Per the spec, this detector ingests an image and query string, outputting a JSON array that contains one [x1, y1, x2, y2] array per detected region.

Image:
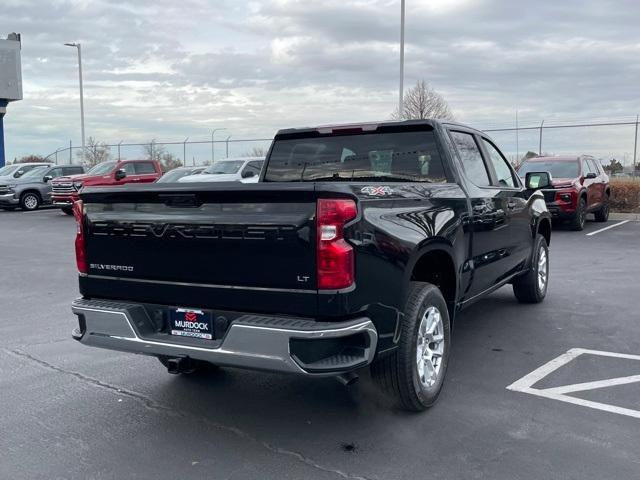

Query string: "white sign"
[[0, 38, 22, 101]]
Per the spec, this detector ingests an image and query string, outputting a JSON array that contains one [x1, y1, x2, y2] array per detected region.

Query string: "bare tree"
[[242, 146, 267, 157], [142, 142, 182, 172], [392, 80, 454, 121], [77, 137, 111, 167], [15, 154, 45, 163]]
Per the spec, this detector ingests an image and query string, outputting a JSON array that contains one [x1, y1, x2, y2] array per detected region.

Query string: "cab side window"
[[135, 162, 157, 174], [122, 163, 137, 175], [482, 139, 517, 188], [48, 168, 63, 179], [450, 131, 491, 187]]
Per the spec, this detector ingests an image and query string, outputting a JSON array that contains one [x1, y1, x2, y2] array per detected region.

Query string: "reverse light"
[[73, 200, 88, 274], [316, 198, 357, 290]]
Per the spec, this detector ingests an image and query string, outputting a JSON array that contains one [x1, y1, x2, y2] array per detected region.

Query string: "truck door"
[[581, 158, 600, 209], [448, 130, 528, 298]]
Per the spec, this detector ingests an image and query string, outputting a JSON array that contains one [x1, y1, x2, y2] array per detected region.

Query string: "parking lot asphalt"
[[1, 208, 639, 480]]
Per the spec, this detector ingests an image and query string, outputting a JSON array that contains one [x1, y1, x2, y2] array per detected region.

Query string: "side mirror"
[[43, 175, 53, 182], [584, 172, 597, 179], [241, 170, 255, 179], [14, 170, 25, 178], [525, 171, 552, 190], [114, 169, 127, 181]]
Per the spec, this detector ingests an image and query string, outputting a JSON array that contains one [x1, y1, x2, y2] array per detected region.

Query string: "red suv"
[[52, 159, 162, 214], [518, 155, 610, 230]]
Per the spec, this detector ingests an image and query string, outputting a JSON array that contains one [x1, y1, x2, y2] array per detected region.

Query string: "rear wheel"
[[61, 207, 74, 216], [569, 197, 586, 231], [512, 234, 549, 303], [20, 192, 40, 211], [371, 282, 451, 411], [594, 195, 610, 222]]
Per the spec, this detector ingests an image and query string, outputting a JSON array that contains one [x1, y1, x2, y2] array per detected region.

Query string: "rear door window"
[[134, 162, 156, 174], [64, 166, 84, 175], [450, 131, 491, 187]]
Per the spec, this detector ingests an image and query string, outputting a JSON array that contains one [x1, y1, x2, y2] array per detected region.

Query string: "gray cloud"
[[2, 0, 640, 163]]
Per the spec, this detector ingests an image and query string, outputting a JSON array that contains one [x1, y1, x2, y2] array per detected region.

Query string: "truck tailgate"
[[79, 184, 321, 313]]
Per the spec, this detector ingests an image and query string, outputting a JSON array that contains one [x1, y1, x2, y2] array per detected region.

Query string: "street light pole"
[[225, 135, 231, 158], [211, 128, 226, 164], [64, 42, 85, 164], [398, 0, 405, 117]]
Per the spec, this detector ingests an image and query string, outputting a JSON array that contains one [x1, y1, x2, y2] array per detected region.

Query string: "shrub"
[[610, 178, 640, 212]]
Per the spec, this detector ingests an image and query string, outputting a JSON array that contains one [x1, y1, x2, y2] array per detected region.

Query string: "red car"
[[518, 155, 610, 230], [52, 159, 162, 215]]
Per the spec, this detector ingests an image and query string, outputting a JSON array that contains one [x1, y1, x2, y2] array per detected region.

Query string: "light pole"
[[64, 42, 85, 164], [398, 0, 405, 117], [225, 135, 231, 158], [211, 128, 226, 164]]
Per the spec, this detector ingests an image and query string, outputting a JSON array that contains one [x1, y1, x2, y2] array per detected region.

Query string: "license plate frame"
[[169, 307, 214, 340]]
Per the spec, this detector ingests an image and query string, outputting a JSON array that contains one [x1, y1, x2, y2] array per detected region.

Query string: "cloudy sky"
[[2, 0, 640, 164]]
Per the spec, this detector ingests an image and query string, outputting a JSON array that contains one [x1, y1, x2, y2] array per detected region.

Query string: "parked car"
[[178, 157, 264, 184], [0, 162, 52, 183], [157, 166, 206, 183], [0, 164, 85, 211], [518, 155, 610, 230], [51, 159, 162, 215], [69, 119, 552, 411]]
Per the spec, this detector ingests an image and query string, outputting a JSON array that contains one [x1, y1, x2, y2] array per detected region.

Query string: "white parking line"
[[507, 348, 640, 419], [586, 220, 630, 236]]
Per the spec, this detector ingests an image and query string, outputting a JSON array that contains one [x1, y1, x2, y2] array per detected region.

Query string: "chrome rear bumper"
[[71, 299, 377, 376]]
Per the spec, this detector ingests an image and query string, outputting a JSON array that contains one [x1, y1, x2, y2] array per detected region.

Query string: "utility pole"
[[183, 137, 189, 166], [64, 43, 85, 164], [225, 135, 231, 158], [634, 114, 638, 174], [515, 109, 519, 163], [398, 0, 405, 117], [539, 119, 544, 155]]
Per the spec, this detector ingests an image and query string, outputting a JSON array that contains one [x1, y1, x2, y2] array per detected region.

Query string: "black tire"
[[61, 207, 74, 216], [157, 355, 218, 375], [569, 196, 586, 231], [594, 195, 610, 222], [371, 282, 451, 411], [1, 207, 17, 211], [20, 192, 41, 211], [512, 234, 549, 303]]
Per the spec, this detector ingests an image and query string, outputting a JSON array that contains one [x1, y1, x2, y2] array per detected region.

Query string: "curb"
[[609, 212, 640, 221]]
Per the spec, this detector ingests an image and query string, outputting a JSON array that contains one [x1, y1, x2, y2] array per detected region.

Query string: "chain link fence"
[[42, 116, 640, 175], [43, 137, 274, 167]]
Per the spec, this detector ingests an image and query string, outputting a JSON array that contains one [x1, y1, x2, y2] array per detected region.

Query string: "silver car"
[[0, 164, 85, 211], [0, 162, 52, 183], [178, 157, 264, 184]]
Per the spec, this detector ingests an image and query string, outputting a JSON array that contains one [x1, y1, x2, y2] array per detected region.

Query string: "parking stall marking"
[[585, 220, 630, 236], [507, 348, 640, 419]]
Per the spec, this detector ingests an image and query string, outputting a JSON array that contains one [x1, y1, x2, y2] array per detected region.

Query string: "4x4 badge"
[[361, 186, 393, 196]]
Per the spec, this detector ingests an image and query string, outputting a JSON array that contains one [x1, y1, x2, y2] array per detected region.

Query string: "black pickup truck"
[[70, 120, 552, 411]]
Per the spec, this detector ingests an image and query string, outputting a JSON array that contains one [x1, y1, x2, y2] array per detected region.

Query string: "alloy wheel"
[[537, 247, 548, 293], [416, 306, 445, 388]]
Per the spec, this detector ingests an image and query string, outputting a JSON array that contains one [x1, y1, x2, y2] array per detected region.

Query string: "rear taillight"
[[73, 200, 87, 274], [316, 199, 357, 290]]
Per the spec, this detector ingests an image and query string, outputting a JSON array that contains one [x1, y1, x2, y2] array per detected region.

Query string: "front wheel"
[[20, 192, 41, 211], [371, 282, 451, 411], [594, 196, 610, 222], [512, 234, 549, 303], [569, 197, 586, 230]]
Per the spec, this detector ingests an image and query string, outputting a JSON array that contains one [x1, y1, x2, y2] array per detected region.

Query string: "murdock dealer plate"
[[170, 308, 213, 340]]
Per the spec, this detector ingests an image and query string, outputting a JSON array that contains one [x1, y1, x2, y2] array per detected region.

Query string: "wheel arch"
[[20, 189, 43, 201], [405, 240, 458, 324], [537, 216, 551, 246]]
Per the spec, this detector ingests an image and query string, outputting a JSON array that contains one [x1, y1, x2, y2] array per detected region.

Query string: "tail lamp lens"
[[73, 200, 88, 274], [317, 199, 357, 290]]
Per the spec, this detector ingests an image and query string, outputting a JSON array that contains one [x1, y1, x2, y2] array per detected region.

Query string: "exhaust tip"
[[335, 372, 359, 386]]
